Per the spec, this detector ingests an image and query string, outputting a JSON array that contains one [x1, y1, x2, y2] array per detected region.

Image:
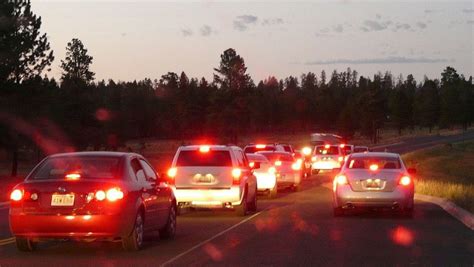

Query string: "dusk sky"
[[32, 0, 473, 83]]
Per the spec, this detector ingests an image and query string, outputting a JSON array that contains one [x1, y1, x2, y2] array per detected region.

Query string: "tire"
[[269, 185, 278, 199], [235, 189, 248, 216], [15, 237, 36, 252], [122, 212, 144, 251], [160, 204, 177, 239], [248, 187, 257, 212], [333, 207, 344, 217]]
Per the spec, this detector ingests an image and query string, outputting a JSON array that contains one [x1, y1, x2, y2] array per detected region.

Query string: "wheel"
[[160, 204, 177, 239], [248, 187, 257, 212], [312, 169, 320, 175], [333, 207, 344, 217], [269, 185, 278, 198], [15, 237, 36, 252], [122, 212, 144, 251], [235, 189, 248, 216], [293, 184, 301, 192]]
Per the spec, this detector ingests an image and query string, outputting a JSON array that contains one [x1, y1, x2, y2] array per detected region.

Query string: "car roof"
[[48, 151, 133, 158], [350, 152, 399, 158], [179, 145, 237, 151], [256, 151, 291, 155]]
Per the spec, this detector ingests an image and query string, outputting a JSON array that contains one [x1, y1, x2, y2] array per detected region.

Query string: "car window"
[[244, 145, 275, 154], [234, 150, 245, 167], [131, 158, 146, 183], [176, 150, 232, 167], [140, 159, 157, 181], [31, 156, 120, 180], [258, 152, 294, 162], [346, 157, 401, 169], [282, 145, 292, 153]]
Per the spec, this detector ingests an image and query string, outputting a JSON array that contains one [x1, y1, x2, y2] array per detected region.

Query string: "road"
[[0, 131, 473, 266]]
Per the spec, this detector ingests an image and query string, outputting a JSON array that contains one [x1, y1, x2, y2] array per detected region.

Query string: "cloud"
[[468, 20, 474, 24], [304, 57, 453, 65], [262, 18, 284, 26], [376, 14, 382, 19], [333, 24, 344, 33], [362, 20, 391, 32], [462, 9, 474, 13], [181, 28, 193, 37], [234, 15, 258, 31], [395, 23, 411, 31], [416, 22, 427, 29], [200, 25, 213, 36]]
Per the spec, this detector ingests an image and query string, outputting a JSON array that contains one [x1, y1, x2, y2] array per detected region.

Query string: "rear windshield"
[[346, 157, 401, 169], [244, 146, 275, 154], [176, 150, 232, 167], [342, 146, 352, 154], [258, 152, 294, 162], [282, 145, 292, 153], [314, 146, 339, 155], [354, 147, 369, 153], [32, 156, 121, 180], [246, 154, 269, 163]]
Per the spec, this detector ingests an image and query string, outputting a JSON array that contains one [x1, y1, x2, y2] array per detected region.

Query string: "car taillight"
[[95, 190, 106, 201], [399, 176, 411, 186], [268, 167, 276, 174], [10, 189, 23, 201], [369, 164, 379, 171], [65, 173, 81, 180], [256, 144, 266, 149], [338, 156, 344, 162], [199, 145, 210, 153], [106, 187, 124, 201], [311, 156, 317, 162], [291, 162, 301, 171], [167, 167, 177, 185], [335, 175, 348, 185], [302, 147, 311, 156], [249, 161, 255, 168], [275, 160, 282, 166], [232, 168, 242, 185]]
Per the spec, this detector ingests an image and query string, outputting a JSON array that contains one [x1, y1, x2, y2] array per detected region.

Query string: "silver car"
[[257, 151, 302, 192], [332, 152, 415, 217]]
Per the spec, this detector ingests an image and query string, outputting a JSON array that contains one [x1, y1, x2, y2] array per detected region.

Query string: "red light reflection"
[[391, 226, 414, 246], [203, 243, 223, 261]]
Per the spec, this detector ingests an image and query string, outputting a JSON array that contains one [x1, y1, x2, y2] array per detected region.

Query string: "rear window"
[[314, 146, 340, 155], [31, 156, 121, 180], [354, 147, 369, 153], [244, 145, 275, 154], [342, 146, 352, 154], [246, 154, 269, 163], [176, 150, 232, 167], [282, 145, 292, 153], [346, 157, 401, 169], [258, 152, 294, 162]]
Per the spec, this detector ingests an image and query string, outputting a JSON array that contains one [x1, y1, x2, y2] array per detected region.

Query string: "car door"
[[131, 158, 159, 230], [139, 158, 170, 228]]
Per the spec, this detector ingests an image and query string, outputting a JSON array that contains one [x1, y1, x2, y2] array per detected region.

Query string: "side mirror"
[[407, 168, 417, 175]]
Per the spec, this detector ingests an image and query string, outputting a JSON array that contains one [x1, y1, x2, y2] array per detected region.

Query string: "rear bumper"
[[255, 172, 276, 190], [312, 161, 341, 170], [9, 213, 134, 239], [333, 185, 413, 209], [173, 186, 243, 207], [276, 172, 300, 186]]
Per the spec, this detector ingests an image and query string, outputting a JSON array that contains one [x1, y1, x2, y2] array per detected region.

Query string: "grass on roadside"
[[402, 141, 474, 213]]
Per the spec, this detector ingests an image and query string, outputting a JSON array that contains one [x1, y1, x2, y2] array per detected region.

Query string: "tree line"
[[1, 1, 473, 176]]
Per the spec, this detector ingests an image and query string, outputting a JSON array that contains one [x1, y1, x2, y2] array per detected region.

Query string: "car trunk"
[[346, 169, 401, 192], [19, 179, 122, 215], [175, 167, 233, 189]]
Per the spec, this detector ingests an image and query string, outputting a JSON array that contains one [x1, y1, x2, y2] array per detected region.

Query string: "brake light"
[[199, 145, 210, 153], [291, 162, 301, 171], [106, 187, 124, 201], [167, 167, 177, 178], [10, 189, 23, 201], [65, 173, 81, 180], [335, 175, 348, 185], [95, 190, 106, 201], [340, 144, 345, 148], [325, 144, 330, 149], [338, 156, 344, 162], [232, 168, 242, 185], [302, 147, 312, 156], [249, 161, 255, 168], [256, 144, 266, 149], [275, 160, 282, 166], [399, 176, 411, 186], [369, 164, 379, 171], [311, 156, 317, 162], [268, 166, 276, 174]]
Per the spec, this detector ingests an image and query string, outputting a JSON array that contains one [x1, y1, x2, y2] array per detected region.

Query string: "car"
[[310, 144, 345, 174], [167, 145, 258, 216], [279, 143, 295, 155], [246, 153, 278, 198], [353, 146, 369, 153], [243, 143, 285, 154], [310, 133, 345, 146], [332, 152, 415, 217], [9, 152, 177, 252], [257, 151, 302, 191], [340, 144, 354, 155]]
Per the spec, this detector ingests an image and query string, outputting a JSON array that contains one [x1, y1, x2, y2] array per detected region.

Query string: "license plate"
[[365, 179, 382, 188], [51, 194, 75, 206]]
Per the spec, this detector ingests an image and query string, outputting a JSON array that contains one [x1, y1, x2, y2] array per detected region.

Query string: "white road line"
[[161, 210, 264, 267]]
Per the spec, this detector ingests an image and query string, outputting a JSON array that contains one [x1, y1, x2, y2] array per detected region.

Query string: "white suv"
[[168, 145, 258, 216]]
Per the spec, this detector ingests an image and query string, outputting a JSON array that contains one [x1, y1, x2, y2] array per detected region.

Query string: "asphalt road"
[[0, 131, 473, 267]]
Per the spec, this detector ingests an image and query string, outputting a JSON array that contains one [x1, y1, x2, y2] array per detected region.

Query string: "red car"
[[9, 152, 177, 251]]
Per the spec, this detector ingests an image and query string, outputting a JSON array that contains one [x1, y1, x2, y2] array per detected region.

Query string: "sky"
[[32, 0, 474, 83]]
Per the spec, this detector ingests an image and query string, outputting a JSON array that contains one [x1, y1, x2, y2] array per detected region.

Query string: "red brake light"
[[256, 144, 266, 149], [291, 161, 301, 171], [340, 144, 345, 148], [95, 190, 106, 201], [338, 156, 344, 162], [249, 161, 255, 168], [199, 145, 210, 153], [369, 164, 379, 171], [325, 144, 330, 149], [106, 187, 124, 201], [302, 147, 312, 156], [65, 173, 81, 180], [399, 176, 411, 186], [232, 168, 242, 185], [10, 189, 23, 201], [311, 156, 317, 162], [275, 160, 282, 166], [335, 175, 348, 185]]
